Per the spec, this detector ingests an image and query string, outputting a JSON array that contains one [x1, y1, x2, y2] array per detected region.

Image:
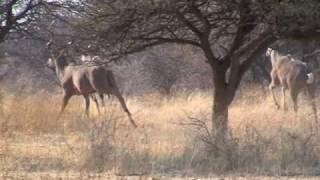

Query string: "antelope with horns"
[[46, 41, 137, 128]]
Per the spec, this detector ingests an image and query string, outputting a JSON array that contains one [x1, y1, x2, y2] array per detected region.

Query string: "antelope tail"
[[307, 73, 315, 84]]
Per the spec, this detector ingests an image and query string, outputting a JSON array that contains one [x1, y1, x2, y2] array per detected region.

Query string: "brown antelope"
[[46, 41, 137, 128], [266, 47, 317, 123], [80, 55, 107, 114]]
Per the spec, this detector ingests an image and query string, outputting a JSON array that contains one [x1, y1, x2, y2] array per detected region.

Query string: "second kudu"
[[46, 43, 137, 128], [266, 48, 318, 123]]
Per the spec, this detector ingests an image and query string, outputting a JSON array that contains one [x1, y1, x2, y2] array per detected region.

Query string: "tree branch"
[[135, 37, 201, 47], [226, 33, 276, 105], [176, 11, 202, 37], [304, 49, 320, 59], [111, 41, 170, 61], [239, 35, 277, 77], [233, 27, 273, 58], [189, 0, 210, 32], [228, 0, 258, 56], [15, 0, 41, 21]]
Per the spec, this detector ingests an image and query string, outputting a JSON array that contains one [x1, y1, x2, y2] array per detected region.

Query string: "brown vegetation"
[[1, 87, 320, 178]]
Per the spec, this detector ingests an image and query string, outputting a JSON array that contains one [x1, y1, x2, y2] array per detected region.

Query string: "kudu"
[[266, 48, 318, 123], [81, 55, 107, 114], [46, 41, 137, 128]]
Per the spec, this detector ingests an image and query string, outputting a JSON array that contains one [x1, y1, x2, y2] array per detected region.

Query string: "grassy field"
[[1, 86, 320, 179]]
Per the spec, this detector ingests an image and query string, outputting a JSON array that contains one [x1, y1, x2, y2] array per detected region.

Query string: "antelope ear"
[[266, 48, 272, 56], [92, 56, 100, 61], [81, 55, 85, 62], [47, 58, 55, 68]]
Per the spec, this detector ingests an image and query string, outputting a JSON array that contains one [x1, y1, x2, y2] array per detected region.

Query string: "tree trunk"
[[211, 67, 231, 139], [0, 29, 9, 43]]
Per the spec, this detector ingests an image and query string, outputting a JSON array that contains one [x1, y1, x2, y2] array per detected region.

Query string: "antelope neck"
[[270, 50, 279, 66], [54, 57, 69, 83]]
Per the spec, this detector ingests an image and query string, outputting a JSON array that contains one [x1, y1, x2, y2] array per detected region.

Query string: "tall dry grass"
[[0, 86, 320, 177]]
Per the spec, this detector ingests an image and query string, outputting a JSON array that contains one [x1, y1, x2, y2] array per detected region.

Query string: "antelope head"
[[45, 33, 73, 71]]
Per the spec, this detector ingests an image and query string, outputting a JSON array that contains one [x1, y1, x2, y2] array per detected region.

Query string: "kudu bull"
[[266, 48, 318, 124], [46, 41, 137, 128], [80, 55, 107, 114]]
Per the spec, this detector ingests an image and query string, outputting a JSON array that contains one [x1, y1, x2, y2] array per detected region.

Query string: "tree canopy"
[[0, 0, 45, 42], [60, 0, 320, 137]]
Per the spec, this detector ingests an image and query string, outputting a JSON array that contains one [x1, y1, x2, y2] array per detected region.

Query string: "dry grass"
[[1, 86, 320, 178]]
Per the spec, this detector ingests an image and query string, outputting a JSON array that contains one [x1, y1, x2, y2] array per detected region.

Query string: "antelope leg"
[[269, 84, 280, 109]]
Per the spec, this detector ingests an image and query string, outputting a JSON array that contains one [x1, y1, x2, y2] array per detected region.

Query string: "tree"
[[75, 0, 276, 138], [275, 0, 320, 40], [0, 0, 45, 43], [64, 0, 320, 140]]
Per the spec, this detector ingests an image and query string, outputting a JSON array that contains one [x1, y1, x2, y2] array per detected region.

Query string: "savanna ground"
[[1, 85, 320, 179]]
